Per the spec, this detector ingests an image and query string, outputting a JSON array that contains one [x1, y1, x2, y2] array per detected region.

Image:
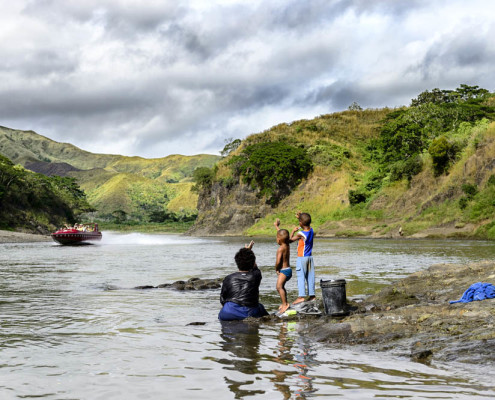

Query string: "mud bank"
[[291, 261, 495, 365], [0, 230, 51, 244]]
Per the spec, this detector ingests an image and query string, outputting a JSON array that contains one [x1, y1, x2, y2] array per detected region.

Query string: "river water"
[[1, 234, 495, 399]]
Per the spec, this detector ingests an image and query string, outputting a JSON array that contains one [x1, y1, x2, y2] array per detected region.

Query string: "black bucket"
[[320, 279, 349, 316]]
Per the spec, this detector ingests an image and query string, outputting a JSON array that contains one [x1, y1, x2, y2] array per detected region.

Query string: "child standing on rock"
[[290, 212, 315, 305], [274, 219, 292, 313]]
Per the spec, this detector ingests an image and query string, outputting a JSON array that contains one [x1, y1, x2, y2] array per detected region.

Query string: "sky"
[[1, 0, 494, 158]]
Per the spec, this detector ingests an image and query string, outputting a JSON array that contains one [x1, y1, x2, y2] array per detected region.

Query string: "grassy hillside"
[[0, 126, 219, 222], [193, 85, 495, 239], [0, 126, 219, 181]]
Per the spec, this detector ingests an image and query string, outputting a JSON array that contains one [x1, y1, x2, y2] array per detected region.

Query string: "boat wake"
[[100, 232, 209, 246]]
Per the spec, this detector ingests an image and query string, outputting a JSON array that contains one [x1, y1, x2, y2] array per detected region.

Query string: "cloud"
[[0, 0, 494, 157]]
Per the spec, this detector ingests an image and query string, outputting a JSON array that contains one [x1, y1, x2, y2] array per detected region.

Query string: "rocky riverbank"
[[293, 260, 495, 365]]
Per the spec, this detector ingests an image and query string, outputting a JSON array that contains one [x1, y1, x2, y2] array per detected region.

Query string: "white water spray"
[[101, 232, 210, 246]]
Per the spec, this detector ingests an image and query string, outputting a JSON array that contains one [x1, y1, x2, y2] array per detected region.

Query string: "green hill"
[[191, 85, 495, 239], [0, 126, 220, 221]]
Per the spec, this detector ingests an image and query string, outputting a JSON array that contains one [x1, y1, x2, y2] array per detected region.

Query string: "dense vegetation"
[[0, 154, 93, 232], [193, 84, 495, 239], [351, 85, 495, 204], [228, 142, 313, 205]]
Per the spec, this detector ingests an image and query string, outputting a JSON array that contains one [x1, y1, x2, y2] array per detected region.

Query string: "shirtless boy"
[[274, 219, 293, 313]]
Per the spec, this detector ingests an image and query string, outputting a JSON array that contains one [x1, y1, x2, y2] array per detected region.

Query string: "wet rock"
[[305, 322, 353, 342], [300, 261, 495, 365], [410, 349, 433, 363], [135, 277, 223, 291]]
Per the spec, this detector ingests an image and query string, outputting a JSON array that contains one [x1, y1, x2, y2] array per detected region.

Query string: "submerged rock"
[[134, 277, 223, 291]]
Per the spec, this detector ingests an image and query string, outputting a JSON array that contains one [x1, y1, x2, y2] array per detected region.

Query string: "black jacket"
[[220, 268, 262, 307]]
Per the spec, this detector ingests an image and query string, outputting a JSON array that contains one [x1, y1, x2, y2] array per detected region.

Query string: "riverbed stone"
[[136, 277, 223, 291]]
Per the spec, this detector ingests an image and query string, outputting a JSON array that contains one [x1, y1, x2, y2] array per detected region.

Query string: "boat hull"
[[51, 229, 102, 245]]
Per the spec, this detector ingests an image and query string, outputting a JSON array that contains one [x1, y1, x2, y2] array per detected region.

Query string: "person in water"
[[290, 212, 315, 305], [274, 219, 292, 313], [218, 241, 269, 321]]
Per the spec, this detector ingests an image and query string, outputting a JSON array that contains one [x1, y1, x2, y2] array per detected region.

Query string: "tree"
[[220, 138, 241, 157], [230, 142, 313, 205], [428, 136, 451, 176], [411, 84, 490, 107], [378, 85, 494, 166], [191, 166, 214, 192], [348, 102, 363, 111], [0, 155, 25, 201]]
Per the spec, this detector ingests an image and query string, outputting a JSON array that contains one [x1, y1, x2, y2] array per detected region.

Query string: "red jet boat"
[[51, 223, 102, 245]]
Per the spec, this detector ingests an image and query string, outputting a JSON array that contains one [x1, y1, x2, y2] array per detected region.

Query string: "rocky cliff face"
[[189, 182, 272, 236]]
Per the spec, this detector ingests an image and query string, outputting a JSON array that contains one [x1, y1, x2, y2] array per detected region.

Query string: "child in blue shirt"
[[290, 212, 315, 305]]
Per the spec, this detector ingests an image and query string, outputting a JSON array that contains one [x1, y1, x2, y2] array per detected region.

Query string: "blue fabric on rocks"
[[450, 282, 495, 304]]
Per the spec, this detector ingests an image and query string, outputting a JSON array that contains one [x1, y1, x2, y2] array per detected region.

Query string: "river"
[[1, 234, 494, 399]]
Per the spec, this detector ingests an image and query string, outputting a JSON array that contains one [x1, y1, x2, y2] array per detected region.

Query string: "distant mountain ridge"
[[0, 126, 220, 220], [25, 161, 81, 177]]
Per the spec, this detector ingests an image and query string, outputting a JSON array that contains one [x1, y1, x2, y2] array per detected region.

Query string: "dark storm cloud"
[[421, 35, 493, 75], [305, 80, 422, 111], [263, 0, 425, 32], [22, 1, 184, 33], [0, 85, 153, 119], [0, 50, 78, 78]]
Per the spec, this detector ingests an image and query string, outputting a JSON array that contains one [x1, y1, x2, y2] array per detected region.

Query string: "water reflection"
[[217, 320, 321, 399], [219, 321, 265, 398], [292, 332, 317, 399], [270, 321, 295, 399], [269, 321, 319, 399]]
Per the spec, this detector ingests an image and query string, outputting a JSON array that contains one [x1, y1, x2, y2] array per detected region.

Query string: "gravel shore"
[[0, 230, 51, 244]]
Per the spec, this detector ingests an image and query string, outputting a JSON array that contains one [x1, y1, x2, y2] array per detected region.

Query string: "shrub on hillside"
[[428, 136, 453, 176], [348, 189, 368, 206], [458, 197, 469, 210], [307, 144, 351, 167], [229, 141, 313, 205], [148, 209, 197, 223], [191, 167, 214, 192], [389, 155, 423, 182], [461, 183, 478, 198]]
